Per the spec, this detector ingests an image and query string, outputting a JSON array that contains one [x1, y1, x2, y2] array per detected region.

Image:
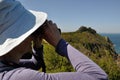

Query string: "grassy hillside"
[[43, 27, 120, 80]]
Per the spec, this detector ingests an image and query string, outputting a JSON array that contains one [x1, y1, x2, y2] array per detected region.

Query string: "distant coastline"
[[100, 33, 120, 54]]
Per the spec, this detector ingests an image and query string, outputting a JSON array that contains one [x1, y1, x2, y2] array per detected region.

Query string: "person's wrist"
[[54, 38, 62, 48], [55, 39, 68, 57]]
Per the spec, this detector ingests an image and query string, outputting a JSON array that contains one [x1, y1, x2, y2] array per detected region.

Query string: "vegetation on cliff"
[[43, 26, 120, 80]]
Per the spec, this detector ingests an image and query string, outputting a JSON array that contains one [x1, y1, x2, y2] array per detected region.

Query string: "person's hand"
[[42, 20, 62, 47]]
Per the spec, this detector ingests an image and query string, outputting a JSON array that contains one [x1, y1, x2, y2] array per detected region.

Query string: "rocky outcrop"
[[63, 26, 118, 59], [82, 42, 117, 58], [76, 26, 96, 34]]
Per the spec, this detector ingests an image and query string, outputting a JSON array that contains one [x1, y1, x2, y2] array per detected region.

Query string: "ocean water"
[[100, 33, 120, 54]]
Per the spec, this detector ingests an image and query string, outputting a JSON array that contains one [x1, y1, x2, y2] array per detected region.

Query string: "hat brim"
[[0, 10, 47, 56]]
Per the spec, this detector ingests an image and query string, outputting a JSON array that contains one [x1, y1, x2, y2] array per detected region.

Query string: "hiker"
[[0, 0, 108, 80]]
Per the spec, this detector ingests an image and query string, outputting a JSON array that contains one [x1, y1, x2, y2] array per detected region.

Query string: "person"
[[0, 0, 108, 80]]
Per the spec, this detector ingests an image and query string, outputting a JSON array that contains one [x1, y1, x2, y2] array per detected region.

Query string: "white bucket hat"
[[0, 0, 47, 56]]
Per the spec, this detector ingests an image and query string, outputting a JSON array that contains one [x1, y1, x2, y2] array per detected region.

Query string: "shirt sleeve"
[[12, 39, 108, 80], [48, 39, 108, 80]]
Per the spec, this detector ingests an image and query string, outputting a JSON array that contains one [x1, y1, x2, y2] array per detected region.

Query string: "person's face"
[[4, 36, 34, 58], [15, 36, 33, 54], [18, 35, 42, 54]]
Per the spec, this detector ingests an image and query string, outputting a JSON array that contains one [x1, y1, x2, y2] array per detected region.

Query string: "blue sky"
[[18, 0, 120, 33]]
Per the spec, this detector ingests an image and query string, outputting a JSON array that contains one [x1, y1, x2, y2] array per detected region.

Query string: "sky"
[[18, 0, 120, 33]]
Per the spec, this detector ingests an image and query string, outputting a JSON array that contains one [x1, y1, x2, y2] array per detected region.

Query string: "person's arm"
[[22, 39, 108, 80], [46, 39, 108, 80], [10, 39, 108, 80], [9, 39, 108, 80], [41, 20, 108, 80]]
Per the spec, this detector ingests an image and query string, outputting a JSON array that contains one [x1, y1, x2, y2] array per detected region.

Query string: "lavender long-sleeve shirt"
[[0, 39, 108, 80]]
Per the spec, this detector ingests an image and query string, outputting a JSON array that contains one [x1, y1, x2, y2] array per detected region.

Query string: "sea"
[[100, 33, 120, 54]]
